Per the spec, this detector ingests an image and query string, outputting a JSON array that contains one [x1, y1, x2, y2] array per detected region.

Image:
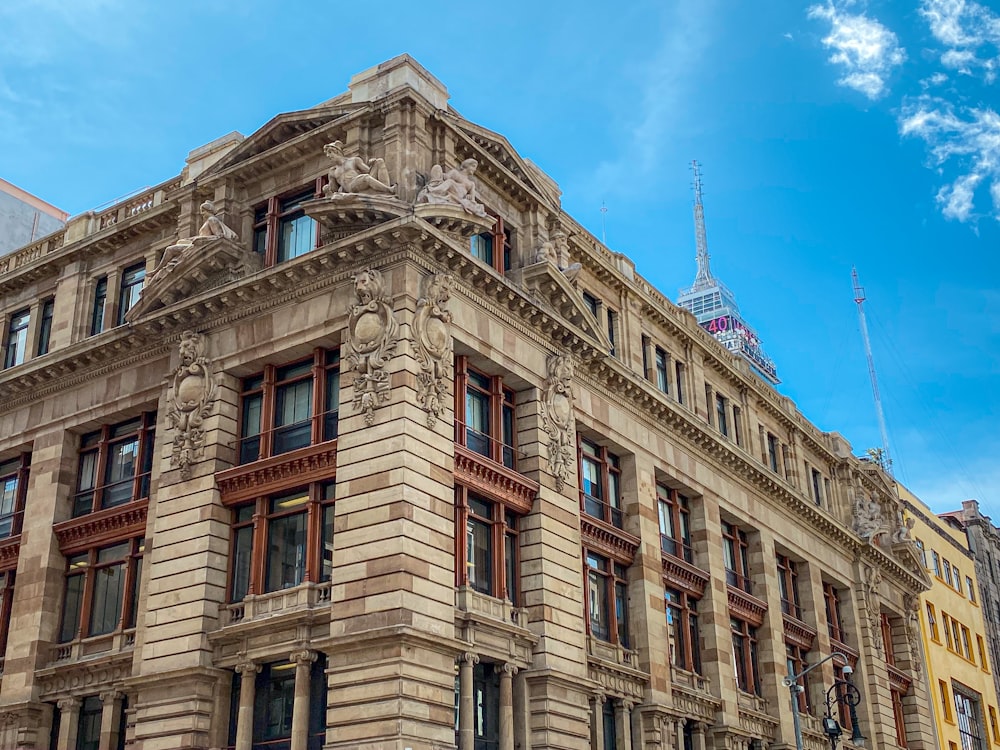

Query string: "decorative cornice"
[[661, 554, 710, 598], [727, 584, 768, 627], [887, 663, 912, 694], [581, 516, 640, 565], [454, 445, 538, 515], [216, 442, 338, 505], [782, 614, 817, 650], [53, 501, 148, 554], [0, 537, 20, 571]]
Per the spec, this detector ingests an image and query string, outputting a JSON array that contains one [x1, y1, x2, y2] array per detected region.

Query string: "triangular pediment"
[[125, 238, 260, 322], [859, 461, 896, 497], [892, 541, 934, 589], [511, 260, 613, 353], [207, 104, 365, 175], [453, 120, 561, 209]]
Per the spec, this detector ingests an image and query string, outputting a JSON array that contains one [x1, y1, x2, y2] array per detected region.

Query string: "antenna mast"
[[691, 160, 713, 289], [600, 201, 608, 245], [852, 267, 893, 474]]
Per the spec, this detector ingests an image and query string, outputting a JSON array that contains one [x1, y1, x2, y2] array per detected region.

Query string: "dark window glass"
[[117, 262, 145, 324], [230, 505, 254, 602], [586, 552, 629, 647], [579, 439, 623, 529], [767, 433, 780, 472], [723, 522, 752, 593], [665, 589, 701, 673], [37, 298, 54, 356], [0, 456, 27, 540], [732, 617, 761, 695], [89, 543, 128, 636], [657, 484, 692, 562], [4, 309, 29, 369], [60, 556, 86, 642], [716, 395, 729, 437], [675, 361, 685, 404], [77, 695, 102, 750], [266, 493, 308, 592], [277, 191, 317, 263], [655, 348, 669, 393], [72, 414, 155, 518], [90, 277, 107, 336], [583, 292, 599, 318], [455, 358, 517, 470]]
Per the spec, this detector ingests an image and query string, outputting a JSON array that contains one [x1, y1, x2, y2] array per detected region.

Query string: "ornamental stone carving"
[[322, 140, 396, 197], [413, 273, 453, 428], [852, 494, 888, 544], [891, 509, 915, 544], [166, 331, 216, 480], [540, 354, 575, 491], [903, 593, 922, 674], [863, 565, 884, 654], [416, 159, 489, 217], [345, 269, 399, 425], [149, 201, 238, 283], [534, 230, 581, 282]]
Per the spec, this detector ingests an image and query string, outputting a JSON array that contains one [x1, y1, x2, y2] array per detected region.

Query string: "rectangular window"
[[456, 487, 521, 604], [767, 433, 779, 473], [117, 262, 145, 324], [940, 680, 954, 723], [954, 685, 986, 749], [722, 521, 752, 593], [715, 394, 729, 437], [956, 567, 963, 594], [455, 358, 516, 470], [732, 405, 743, 447], [881, 613, 896, 666], [892, 688, 908, 748], [927, 603, 940, 642], [90, 276, 108, 336], [238, 350, 339, 464], [786, 644, 812, 714], [0, 571, 15, 670], [655, 347, 669, 394], [73, 414, 155, 518], [586, 552, 628, 647], [77, 694, 102, 750], [944, 559, 954, 586], [968, 576, 976, 603], [824, 582, 845, 644], [811, 469, 823, 506], [228, 656, 327, 749], [674, 361, 685, 405], [3, 309, 29, 369], [0, 455, 28, 540], [253, 186, 321, 266], [665, 588, 701, 674], [228, 482, 335, 601], [641, 336, 650, 380], [961, 626, 973, 661], [607, 308, 618, 357], [657, 483, 692, 563], [582, 292, 599, 319], [731, 617, 761, 696], [989, 706, 999, 743], [944, 613, 955, 650], [915, 539, 928, 568], [776, 553, 802, 619], [36, 297, 54, 356], [977, 635, 989, 672], [579, 438, 623, 529], [59, 538, 144, 642], [932, 550, 941, 577]]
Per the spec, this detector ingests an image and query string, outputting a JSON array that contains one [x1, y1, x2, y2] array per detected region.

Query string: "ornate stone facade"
[[0, 55, 938, 750]]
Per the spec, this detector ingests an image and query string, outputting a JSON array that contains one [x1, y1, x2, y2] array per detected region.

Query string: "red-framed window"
[[579, 438, 623, 529], [73, 414, 155, 518], [892, 687, 908, 747], [665, 588, 700, 674], [227, 482, 336, 602], [732, 617, 761, 696], [586, 551, 629, 647], [454, 357, 516, 470], [777, 553, 802, 619], [455, 486, 521, 605], [657, 483, 692, 563], [252, 182, 323, 267], [722, 521, 752, 593], [238, 349, 340, 465], [117, 261, 146, 325], [3, 309, 29, 369], [0, 571, 14, 671], [0, 454, 29, 540], [834, 662, 858, 731], [824, 582, 846, 644], [881, 612, 896, 666], [59, 537, 145, 642], [786, 643, 812, 714], [469, 213, 513, 273]]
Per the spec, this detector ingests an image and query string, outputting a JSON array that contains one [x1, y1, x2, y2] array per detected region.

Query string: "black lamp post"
[[823, 667, 866, 749]]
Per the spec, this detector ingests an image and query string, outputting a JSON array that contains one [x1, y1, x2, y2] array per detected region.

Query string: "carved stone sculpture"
[[903, 594, 922, 674], [414, 273, 453, 428], [416, 159, 489, 217], [863, 565, 884, 654], [534, 231, 582, 282], [345, 269, 398, 425], [853, 495, 887, 544], [891, 509, 915, 544], [540, 354, 576, 491], [150, 201, 239, 282], [166, 331, 216, 480], [322, 140, 396, 197]]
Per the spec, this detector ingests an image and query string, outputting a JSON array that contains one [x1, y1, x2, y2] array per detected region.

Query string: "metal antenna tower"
[[852, 267, 893, 474], [691, 160, 714, 289], [600, 201, 608, 245]]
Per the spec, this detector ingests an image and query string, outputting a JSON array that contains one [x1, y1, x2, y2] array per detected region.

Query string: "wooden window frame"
[[665, 588, 701, 674], [881, 612, 896, 666], [454, 356, 516, 470], [59, 536, 144, 643], [785, 642, 812, 714], [731, 616, 761, 696], [824, 582, 845, 643], [891, 687, 908, 747], [73, 413, 156, 518], [578, 437, 623, 529], [226, 481, 335, 601], [776, 553, 802, 619], [585, 550, 629, 648], [656, 483, 692, 563], [3, 308, 29, 369], [0, 453, 29, 540], [469, 212, 513, 274], [237, 349, 340, 465], [454, 485, 521, 605], [116, 261, 146, 325], [0, 571, 14, 672], [252, 181, 323, 268], [927, 603, 940, 642], [722, 521, 752, 594]]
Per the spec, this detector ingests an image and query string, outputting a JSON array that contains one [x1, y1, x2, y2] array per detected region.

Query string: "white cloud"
[[808, 2, 906, 99], [900, 97, 1000, 221], [920, 0, 1000, 81]]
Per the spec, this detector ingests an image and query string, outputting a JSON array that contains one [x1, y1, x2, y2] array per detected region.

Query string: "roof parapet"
[[348, 54, 449, 110]]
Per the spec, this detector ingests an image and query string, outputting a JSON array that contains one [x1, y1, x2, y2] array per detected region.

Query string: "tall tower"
[[676, 161, 780, 384]]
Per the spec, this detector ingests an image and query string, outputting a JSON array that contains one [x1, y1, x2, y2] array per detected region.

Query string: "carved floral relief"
[[345, 269, 399, 425], [540, 354, 576, 491], [166, 331, 217, 480], [413, 273, 453, 428]]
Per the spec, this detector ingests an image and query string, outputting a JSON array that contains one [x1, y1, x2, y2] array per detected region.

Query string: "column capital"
[[235, 660, 260, 676], [99, 689, 123, 703], [497, 662, 518, 678], [620, 698, 635, 711], [460, 652, 479, 666], [57, 696, 81, 711], [590, 690, 606, 704], [290, 649, 317, 665]]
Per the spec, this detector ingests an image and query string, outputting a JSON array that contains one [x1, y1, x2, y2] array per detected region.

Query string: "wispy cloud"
[[920, 0, 1000, 82], [807, 1, 906, 99], [900, 98, 1000, 221]]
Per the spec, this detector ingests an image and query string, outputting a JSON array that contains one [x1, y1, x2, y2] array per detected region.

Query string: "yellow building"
[[901, 484, 1000, 750]]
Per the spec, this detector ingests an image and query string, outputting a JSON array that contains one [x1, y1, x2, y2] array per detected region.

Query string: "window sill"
[[217, 440, 338, 505], [587, 635, 639, 670], [669, 663, 710, 694], [736, 689, 768, 714], [53, 500, 148, 554], [51, 629, 135, 665], [455, 586, 528, 628], [223, 580, 332, 627], [453, 444, 537, 515]]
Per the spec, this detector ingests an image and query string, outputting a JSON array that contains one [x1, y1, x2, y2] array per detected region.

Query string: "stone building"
[[0, 55, 935, 750]]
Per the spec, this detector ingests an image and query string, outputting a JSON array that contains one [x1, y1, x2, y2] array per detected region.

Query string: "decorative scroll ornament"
[[345, 269, 399, 425], [863, 565, 884, 654], [540, 354, 576, 491], [413, 273, 453, 427], [166, 331, 216, 480]]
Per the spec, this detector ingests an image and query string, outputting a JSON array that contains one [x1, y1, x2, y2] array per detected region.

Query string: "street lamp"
[[823, 665, 866, 749], [784, 652, 864, 750]]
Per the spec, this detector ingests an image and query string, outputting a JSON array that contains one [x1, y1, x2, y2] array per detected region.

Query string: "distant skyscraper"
[[676, 161, 779, 385], [0, 177, 68, 256]]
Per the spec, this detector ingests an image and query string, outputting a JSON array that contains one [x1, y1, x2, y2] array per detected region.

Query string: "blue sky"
[[2, 0, 998, 516]]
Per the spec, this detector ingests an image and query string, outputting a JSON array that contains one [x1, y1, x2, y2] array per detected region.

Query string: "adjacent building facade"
[[0, 55, 936, 750], [0, 178, 68, 257], [901, 488, 1000, 750]]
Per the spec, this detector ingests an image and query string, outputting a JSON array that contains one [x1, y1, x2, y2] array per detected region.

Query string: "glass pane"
[[0, 476, 16, 538], [60, 573, 85, 642], [465, 390, 490, 456], [278, 213, 316, 262], [581, 457, 602, 500], [505, 532, 517, 604], [78, 696, 103, 750], [324, 370, 340, 441], [103, 438, 139, 508], [321, 503, 335, 582], [242, 394, 262, 437], [589, 570, 609, 641], [274, 380, 313, 454], [89, 561, 126, 636], [467, 518, 493, 596], [127, 556, 142, 629], [501, 404, 515, 469], [616, 580, 629, 647], [266, 512, 308, 592], [231, 524, 254, 601], [259, 664, 296, 740]]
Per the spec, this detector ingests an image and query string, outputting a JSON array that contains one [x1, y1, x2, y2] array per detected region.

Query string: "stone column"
[[499, 663, 516, 750], [57, 697, 80, 750], [458, 653, 478, 750], [290, 650, 317, 750], [690, 720, 706, 750], [591, 693, 605, 750], [234, 661, 260, 750], [514, 670, 530, 750], [615, 699, 633, 750], [98, 690, 123, 750]]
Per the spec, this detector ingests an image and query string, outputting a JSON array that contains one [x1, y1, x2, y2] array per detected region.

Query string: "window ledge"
[[727, 584, 768, 628], [669, 663, 711, 694], [580, 515, 640, 565], [453, 444, 538, 515], [782, 613, 818, 650], [661, 553, 709, 597], [0, 536, 20, 570], [886, 663, 912, 693], [455, 586, 529, 629], [223, 581, 332, 627], [587, 635, 639, 670], [217, 441, 337, 505], [53, 500, 148, 554], [51, 629, 135, 665]]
